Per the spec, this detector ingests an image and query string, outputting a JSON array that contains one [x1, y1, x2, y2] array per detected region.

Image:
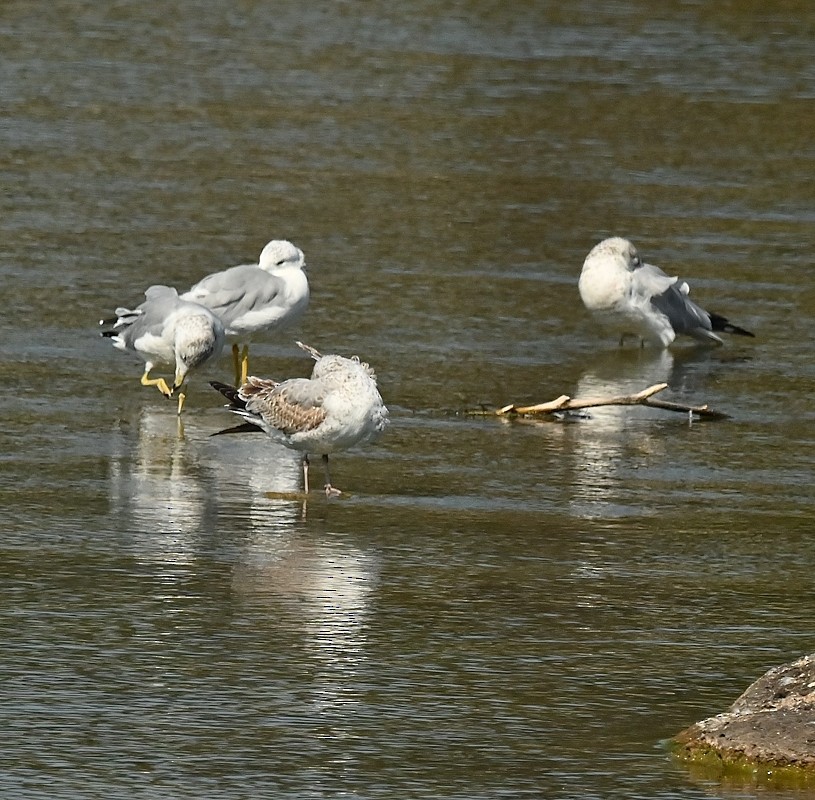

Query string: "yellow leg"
[[239, 344, 250, 385], [172, 367, 189, 414], [231, 344, 242, 387], [140, 368, 173, 398]]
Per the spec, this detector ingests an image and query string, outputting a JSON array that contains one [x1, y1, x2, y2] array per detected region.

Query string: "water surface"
[[2, 2, 815, 798]]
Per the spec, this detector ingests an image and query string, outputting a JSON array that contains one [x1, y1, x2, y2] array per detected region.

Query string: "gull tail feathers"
[[297, 341, 322, 360], [210, 382, 267, 434], [709, 313, 755, 338]]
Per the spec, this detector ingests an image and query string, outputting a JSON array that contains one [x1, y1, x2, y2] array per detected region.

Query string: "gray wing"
[[630, 262, 678, 298], [112, 285, 180, 348], [182, 264, 286, 327], [634, 264, 716, 338], [240, 376, 327, 435]]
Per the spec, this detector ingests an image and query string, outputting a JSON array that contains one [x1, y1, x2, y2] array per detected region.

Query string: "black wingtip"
[[709, 313, 755, 338], [209, 381, 246, 407]]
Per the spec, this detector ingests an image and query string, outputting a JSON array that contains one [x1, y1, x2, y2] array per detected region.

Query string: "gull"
[[181, 239, 309, 387], [101, 285, 225, 414], [578, 237, 755, 347], [211, 342, 389, 497]]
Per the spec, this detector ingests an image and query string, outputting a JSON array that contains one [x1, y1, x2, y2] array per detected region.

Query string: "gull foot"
[[141, 376, 173, 397], [324, 484, 342, 498]]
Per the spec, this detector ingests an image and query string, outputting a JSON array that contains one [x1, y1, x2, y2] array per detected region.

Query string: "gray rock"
[[674, 653, 815, 770]]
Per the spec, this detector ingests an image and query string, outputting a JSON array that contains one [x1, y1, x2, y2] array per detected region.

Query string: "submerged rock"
[[674, 653, 815, 772]]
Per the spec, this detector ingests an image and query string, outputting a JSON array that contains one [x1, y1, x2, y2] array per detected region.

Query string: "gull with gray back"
[[578, 237, 754, 347], [101, 285, 225, 414], [182, 239, 309, 385]]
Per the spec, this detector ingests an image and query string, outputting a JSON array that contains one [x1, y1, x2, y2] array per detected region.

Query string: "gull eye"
[[276, 259, 286, 266]]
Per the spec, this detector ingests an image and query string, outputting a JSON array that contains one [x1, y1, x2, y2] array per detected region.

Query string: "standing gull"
[[101, 285, 225, 414], [578, 237, 754, 347], [181, 239, 309, 386], [211, 342, 388, 497]]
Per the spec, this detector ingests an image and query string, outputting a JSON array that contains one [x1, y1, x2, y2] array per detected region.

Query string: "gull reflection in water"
[[567, 349, 678, 520], [202, 418, 380, 712], [108, 409, 216, 564], [103, 402, 380, 719], [565, 346, 730, 519], [201, 421, 304, 511], [233, 524, 378, 712], [107, 408, 306, 566]]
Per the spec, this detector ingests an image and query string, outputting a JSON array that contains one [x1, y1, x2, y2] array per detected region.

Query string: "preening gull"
[[101, 285, 225, 414], [578, 237, 754, 347], [211, 342, 388, 497], [182, 240, 309, 386]]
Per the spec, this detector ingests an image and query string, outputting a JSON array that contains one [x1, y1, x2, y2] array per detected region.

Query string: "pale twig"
[[474, 382, 727, 420]]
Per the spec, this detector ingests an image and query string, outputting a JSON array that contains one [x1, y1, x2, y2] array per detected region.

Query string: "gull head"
[[173, 312, 225, 387], [585, 237, 642, 273], [312, 353, 377, 384], [258, 239, 307, 274], [579, 236, 644, 313]]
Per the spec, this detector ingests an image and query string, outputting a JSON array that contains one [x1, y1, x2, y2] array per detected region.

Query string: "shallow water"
[[2, 2, 815, 798]]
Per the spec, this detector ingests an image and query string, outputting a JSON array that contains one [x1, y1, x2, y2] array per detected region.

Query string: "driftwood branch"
[[476, 383, 728, 420]]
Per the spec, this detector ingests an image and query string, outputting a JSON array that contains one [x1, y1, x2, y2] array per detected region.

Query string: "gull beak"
[[174, 365, 188, 389]]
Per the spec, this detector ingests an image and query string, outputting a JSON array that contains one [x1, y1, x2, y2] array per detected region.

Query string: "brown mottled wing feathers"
[[240, 376, 326, 435]]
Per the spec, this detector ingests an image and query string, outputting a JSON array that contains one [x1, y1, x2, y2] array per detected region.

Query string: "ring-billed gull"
[[181, 240, 309, 386], [578, 237, 755, 347], [211, 341, 388, 497], [101, 285, 225, 414]]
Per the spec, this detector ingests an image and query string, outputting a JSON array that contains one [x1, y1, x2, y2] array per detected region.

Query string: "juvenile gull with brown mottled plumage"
[[211, 342, 388, 496]]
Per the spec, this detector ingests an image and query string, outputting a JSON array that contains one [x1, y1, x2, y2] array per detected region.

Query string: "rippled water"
[[2, 2, 815, 798]]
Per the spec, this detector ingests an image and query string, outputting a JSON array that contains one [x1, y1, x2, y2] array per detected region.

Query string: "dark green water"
[[2, 2, 815, 798]]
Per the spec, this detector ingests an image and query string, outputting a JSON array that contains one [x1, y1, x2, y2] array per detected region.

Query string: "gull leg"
[[172, 367, 189, 415], [239, 345, 250, 385], [302, 454, 310, 494], [140, 367, 173, 398], [232, 344, 242, 387], [322, 454, 342, 497]]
